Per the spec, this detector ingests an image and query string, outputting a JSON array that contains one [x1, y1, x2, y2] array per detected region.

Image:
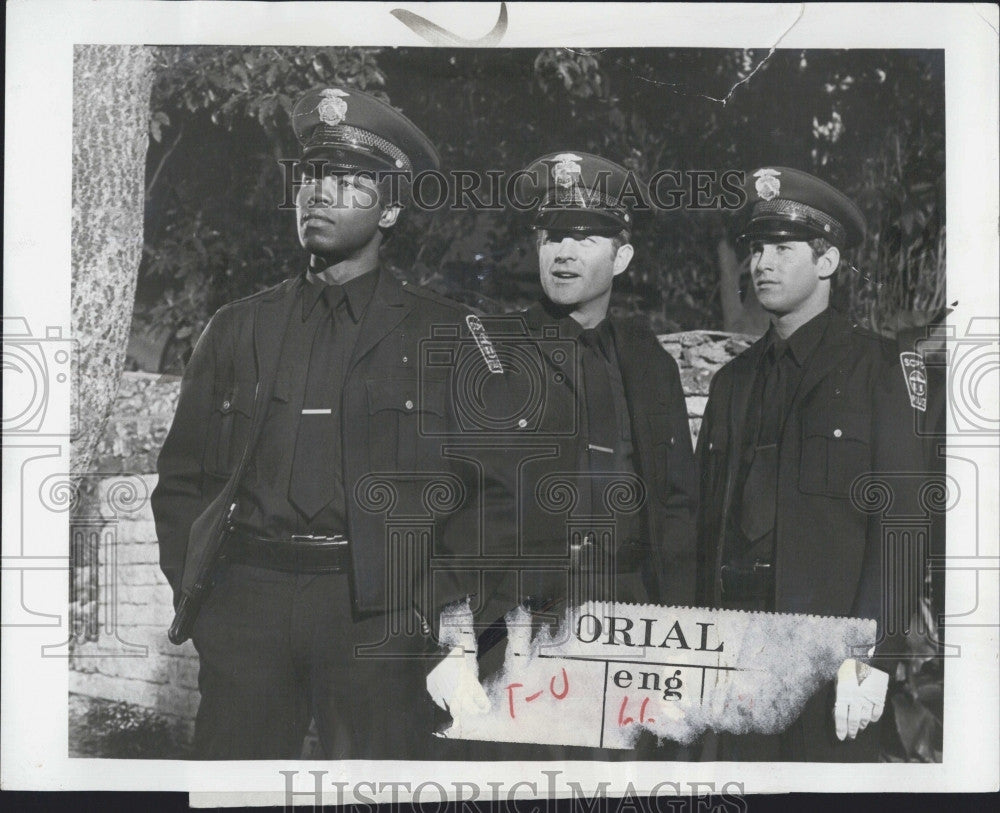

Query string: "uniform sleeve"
[[694, 371, 722, 607], [853, 342, 933, 666], [151, 312, 223, 602], [652, 349, 699, 606]]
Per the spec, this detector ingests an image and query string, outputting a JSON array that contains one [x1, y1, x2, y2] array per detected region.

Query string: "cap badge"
[[754, 168, 782, 201], [548, 153, 587, 206], [318, 88, 349, 127], [899, 351, 927, 412], [551, 153, 583, 187]]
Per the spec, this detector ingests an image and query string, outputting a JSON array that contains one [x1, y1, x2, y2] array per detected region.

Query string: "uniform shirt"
[[553, 312, 643, 544], [728, 307, 832, 563], [234, 268, 378, 537]]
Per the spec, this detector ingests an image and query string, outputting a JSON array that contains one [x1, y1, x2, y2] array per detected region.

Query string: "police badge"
[[754, 167, 782, 201], [317, 88, 349, 126], [551, 153, 583, 186], [550, 153, 587, 206], [899, 351, 928, 412]]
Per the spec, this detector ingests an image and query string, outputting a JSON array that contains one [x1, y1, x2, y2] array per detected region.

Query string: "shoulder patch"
[[466, 315, 504, 374], [899, 351, 927, 412]]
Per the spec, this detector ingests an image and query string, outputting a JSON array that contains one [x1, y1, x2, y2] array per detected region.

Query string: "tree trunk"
[[717, 237, 769, 337], [71, 45, 155, 486]]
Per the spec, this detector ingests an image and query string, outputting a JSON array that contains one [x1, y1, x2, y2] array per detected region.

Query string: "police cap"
[[292, 86, 440, 175], [739, 166, 866, 249], [517, 152, 645, 234]]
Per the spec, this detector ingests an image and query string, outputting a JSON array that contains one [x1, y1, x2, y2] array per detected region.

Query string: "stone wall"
[[69, 373, 195, 741], [68, 332, 754, 742]]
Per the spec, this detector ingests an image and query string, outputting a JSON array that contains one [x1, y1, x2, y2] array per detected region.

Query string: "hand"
[[425, 646, 491, 720], [833, 658, 889, 741]]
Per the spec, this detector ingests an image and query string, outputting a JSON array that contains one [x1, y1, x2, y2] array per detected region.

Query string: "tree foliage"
[[134, 46, 945, 372]]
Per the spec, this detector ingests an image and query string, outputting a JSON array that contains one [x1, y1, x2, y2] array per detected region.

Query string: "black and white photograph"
[[2, 1, 998, 806]]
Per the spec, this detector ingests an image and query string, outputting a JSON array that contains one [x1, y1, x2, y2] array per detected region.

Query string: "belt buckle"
[[290, 533, 342, 543], [289, 533, 348, 574]]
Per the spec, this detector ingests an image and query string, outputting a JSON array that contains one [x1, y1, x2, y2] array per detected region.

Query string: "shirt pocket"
[[365, 378, 448, 470], [203, 382, 255, 477], [799, 410, 872, 498]]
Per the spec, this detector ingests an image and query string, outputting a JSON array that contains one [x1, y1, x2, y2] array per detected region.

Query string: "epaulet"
[[400, 280, 469, 313], [222, 278, 295, 310]]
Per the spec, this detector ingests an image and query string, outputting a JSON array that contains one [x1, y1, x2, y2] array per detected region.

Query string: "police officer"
[[508, 152, 698, 614], [152, 86, 491, 760], [433, 152, 698, 759], [696, 167, 930, 761]]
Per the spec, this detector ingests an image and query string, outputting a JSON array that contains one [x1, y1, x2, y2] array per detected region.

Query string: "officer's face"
[[538, 231, 633, 320], [295, 169, 397, 261], [749, 240, 834, 316]]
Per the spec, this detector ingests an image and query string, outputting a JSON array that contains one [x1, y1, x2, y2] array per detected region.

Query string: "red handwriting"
[[506, 668, 570, 719], [618, 696, 655, 726]]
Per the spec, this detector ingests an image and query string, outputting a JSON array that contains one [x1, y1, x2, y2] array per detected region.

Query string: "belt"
[[223, 529, 351, 574], [570, 535, 647, 574], [720, 559, 774, 602]]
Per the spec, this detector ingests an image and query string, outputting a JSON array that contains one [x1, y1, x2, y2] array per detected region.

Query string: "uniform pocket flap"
[[271, 376, 291, 403], [802, 410, 870, 444], [218, 383, 255, 416], [365, 378, 447, 416]]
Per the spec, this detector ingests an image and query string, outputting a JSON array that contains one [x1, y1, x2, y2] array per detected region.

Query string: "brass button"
[[833, 428, 843, 438], [402, 355, 409, 363], [405, 399, 414, 410], [222, 400, 231, 410], [518, 418, 528, 428]]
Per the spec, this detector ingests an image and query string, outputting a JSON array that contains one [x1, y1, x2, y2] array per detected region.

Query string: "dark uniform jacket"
[[696, 310, 928, 655], [152, 268, 496, 625], [487, 301, 698, 612]]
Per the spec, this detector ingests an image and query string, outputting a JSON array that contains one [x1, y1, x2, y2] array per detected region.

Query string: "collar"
[[764, 307, 832, 367], [579, 318, 615, 361], [301, 266, 379, 322]]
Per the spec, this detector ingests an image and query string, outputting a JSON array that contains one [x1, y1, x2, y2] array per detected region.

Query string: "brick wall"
[[68, 331, 754, 740]]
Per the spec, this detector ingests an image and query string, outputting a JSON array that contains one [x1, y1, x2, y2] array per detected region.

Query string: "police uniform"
[[469, 153, 697, 761], [695, 167, 930, 761], [152, 87, 490, 760]]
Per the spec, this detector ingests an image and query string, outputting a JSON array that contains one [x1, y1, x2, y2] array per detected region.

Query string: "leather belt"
[[570, 535, 647, 574], [223, 529, 351, 574], [720, 559, 774, 601]]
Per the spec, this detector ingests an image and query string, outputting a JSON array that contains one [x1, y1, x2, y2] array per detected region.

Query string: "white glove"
[[834, 658, 889, 741], [426, 646, 491, 719]]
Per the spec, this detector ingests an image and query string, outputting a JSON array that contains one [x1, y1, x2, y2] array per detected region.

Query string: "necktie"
[[579, 328, 617, 454], [289, 285, 344, 519], [739, 340, 788, 543]]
